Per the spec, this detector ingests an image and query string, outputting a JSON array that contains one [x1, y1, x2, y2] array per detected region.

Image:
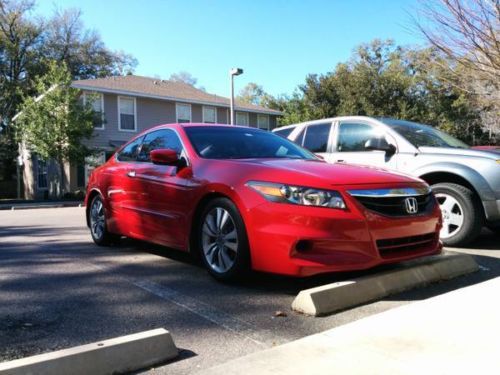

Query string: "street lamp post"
[[229, 68, 243, 125]]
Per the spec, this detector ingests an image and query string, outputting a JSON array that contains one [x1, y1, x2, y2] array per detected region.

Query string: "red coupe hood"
[[238, 159, 422, 186]]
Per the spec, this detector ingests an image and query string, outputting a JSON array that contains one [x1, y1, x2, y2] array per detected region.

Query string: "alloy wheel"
[[436, 193, 464, 239], [201, 207, 239, 274], [90, 197, 105, 240]]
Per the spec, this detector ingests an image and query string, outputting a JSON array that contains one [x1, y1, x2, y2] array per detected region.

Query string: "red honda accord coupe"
[[85, 124, 442, 280]]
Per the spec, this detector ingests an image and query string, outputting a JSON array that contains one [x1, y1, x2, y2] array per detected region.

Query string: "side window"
[[273, 127, 294, 139], [117, 136, 143, 162], [303, 123, 331, 153], [337, 123, 379, 152], [137, 129, 183, 162]]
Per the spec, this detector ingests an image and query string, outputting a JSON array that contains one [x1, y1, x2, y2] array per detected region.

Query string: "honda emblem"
[[404, 197, 418, 214]]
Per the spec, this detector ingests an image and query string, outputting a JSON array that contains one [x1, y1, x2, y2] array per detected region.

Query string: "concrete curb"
[[0, 328, 178, 375], [197, 277, 500, 375], [292, 251, 479, 316], [0, 201, 83, 210]]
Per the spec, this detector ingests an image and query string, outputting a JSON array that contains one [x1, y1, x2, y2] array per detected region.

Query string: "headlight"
[[247, 181, 346, 209], [496, 160, 500, 164]]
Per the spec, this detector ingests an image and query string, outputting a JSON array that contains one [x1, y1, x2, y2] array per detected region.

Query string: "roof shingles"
[[72, 75, 281, 115]]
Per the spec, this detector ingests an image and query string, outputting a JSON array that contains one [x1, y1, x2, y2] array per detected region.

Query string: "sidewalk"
[[0, 200, 83, 210], [198, 276, 500, 375]]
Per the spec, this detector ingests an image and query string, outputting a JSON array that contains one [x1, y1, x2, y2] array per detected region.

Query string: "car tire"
[[89, 195, 120, 246], [197, 197, 251, 281], [432, 183, 483, 247]]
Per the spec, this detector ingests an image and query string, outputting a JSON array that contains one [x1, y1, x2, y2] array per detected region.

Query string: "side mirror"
[[150, 149, 179, 165], [365, 137, 396, 155]]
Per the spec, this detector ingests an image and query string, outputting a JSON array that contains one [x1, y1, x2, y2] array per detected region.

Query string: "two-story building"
[[22, 75, 282, 199]]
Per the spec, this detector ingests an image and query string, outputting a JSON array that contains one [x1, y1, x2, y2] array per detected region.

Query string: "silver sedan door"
[[329, 120, 399, 170]]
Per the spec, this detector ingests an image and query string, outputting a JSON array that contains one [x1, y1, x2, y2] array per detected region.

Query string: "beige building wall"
[[24, 91, 280, 199]]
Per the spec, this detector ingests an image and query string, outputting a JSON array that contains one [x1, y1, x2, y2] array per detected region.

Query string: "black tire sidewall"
[[432, 183, 483, 247], [197, 197, 250, 281]]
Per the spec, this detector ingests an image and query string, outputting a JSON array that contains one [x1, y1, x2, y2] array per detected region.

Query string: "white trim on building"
[[235, 112, 249, 126], [71, 84, 282, 116], [117, 96, 137, 132], [202, 105, 217, 124], [83, 92, 105, 130], [176, 103, 192, 123], [257, 114, 270, 130]]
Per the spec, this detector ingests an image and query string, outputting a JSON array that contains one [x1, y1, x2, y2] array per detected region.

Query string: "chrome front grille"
[[348, 187, 436, 217]]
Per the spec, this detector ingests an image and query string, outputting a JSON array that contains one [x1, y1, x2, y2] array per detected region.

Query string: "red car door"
[[106, 136, 145, 237], [132, 129, 193, 249]]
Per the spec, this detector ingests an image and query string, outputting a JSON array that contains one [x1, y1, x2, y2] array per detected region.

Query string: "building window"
[[118, 96, 136, 132], [176, 103, 191, 123], [83, 92, 104, 129], [235, 112, 249, 126], [37, 158, 48, 189], [202, 106, 217, 124], [257, 114, 270, 130]]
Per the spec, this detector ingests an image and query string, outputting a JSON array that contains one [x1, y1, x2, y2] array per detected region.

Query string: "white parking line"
[[83, 260, 270, 349], [133, 279, 269, 348]]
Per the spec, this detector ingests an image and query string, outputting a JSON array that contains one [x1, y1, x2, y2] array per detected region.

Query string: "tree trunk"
[[59, 158, 65, 199]]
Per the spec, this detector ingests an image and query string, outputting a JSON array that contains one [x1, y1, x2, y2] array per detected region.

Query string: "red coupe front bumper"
[[244, 197, 442, 277]]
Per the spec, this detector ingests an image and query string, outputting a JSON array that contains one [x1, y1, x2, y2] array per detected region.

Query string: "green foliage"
[[272, 39, 484, 144], [237, 83, 266, 106], [16, 61, 94, 192], [0, 1, 137, 180]]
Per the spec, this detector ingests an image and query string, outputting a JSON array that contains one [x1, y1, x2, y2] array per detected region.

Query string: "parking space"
[[1, 207, 500, 374]]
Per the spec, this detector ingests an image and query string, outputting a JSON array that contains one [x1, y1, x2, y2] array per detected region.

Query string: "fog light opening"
[[296, 240, 313, 252]]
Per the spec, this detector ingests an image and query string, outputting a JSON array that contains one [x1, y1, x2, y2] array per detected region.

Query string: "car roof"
[[143, 123, 262, 134], [272, 116, 379, 131]]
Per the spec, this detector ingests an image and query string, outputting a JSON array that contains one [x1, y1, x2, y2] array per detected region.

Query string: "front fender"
[[414, 162, 496, 201]]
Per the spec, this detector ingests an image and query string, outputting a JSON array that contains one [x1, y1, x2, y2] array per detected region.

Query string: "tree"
[[273, 39, 483, 144], [42, 8, 137, 79], [415, 0, 500, 141], [237, 82, 266, 105], [169, 71, 198, 86], [0, 0, 43, 180], [16, 61, 95, 197], [264, 91, 313, 125], [416, 0, 499, 87], [0, 0, 43, 121], [0, 1, 137, 182]]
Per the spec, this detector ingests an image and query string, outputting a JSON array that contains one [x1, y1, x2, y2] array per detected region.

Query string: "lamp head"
[[230, 68, 243, 76]]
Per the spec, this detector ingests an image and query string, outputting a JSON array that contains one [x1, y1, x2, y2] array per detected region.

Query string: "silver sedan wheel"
[[201, 207, 238, 274], [436, 193, 464, 239], [90, 198, 105, 240]]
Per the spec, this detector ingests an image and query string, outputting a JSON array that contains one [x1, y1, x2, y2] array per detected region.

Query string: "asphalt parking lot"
[[1, 207, 500, 374]]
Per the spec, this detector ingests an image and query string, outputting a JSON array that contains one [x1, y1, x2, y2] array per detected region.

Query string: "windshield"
[[184, 126, 317, 160], [381, 119, 469, 149]]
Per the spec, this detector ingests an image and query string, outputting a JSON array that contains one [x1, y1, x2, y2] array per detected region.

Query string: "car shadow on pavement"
[[2, 221, 500, 369], [450, 228, 500, 251], [106, 230, 500, 301]]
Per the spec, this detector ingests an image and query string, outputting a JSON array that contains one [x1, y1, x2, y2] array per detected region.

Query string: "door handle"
[[126, 170, 136, 178], [336, 160, 345, 163]]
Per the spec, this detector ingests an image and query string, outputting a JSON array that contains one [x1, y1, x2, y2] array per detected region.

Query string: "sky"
[[36, 0, 426, 98]]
